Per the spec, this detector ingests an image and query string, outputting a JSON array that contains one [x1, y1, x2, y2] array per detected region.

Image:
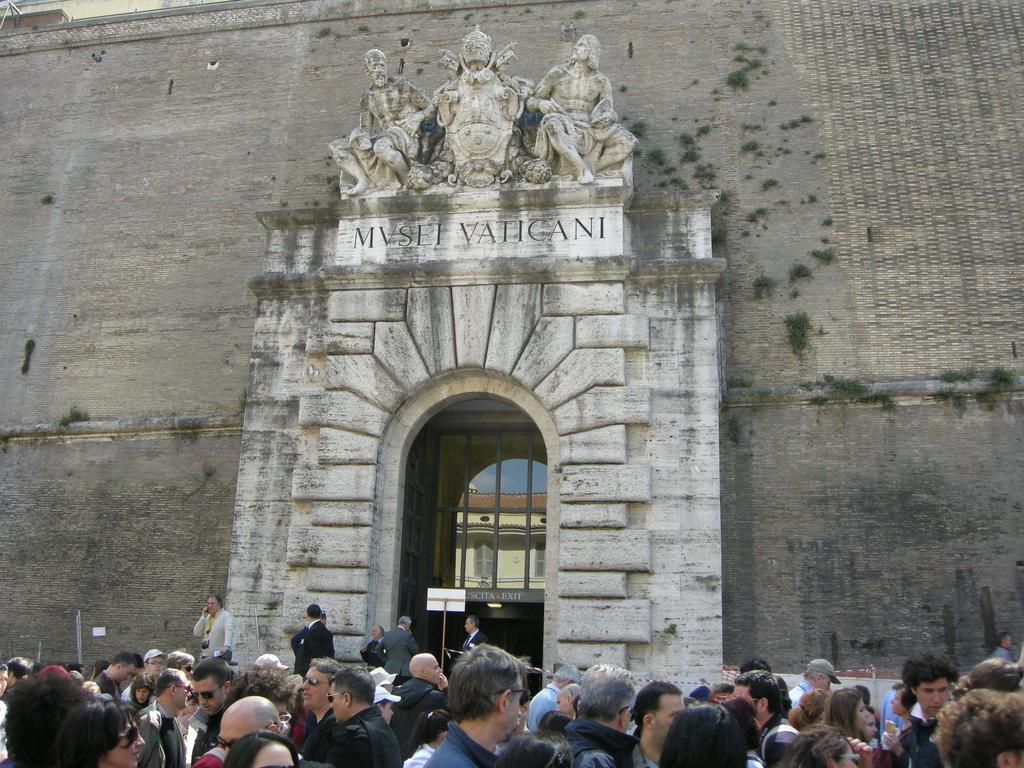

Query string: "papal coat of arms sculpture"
[[329, 27, 639, 194]]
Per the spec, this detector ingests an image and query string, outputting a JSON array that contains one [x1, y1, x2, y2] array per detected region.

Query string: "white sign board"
[[426, 587, 467, 613], [92, 627, 107, 637], [335, 205, 623, 265]]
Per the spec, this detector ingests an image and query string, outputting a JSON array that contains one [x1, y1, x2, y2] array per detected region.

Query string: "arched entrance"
[[399, 398, 547, 668]]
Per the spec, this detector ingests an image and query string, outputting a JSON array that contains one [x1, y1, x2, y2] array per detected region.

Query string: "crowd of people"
[[0, 600, 1022, 768]]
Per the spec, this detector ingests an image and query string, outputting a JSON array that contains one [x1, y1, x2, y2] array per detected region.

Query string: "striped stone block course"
[[557, 599, 652, 642], [559, 529, 652, 572], [297, 391, 389, 435], [306, 566, 370, 594], [285, 524, 371, 568], [556, 571, 629, 598], [310, 502, 375, 527], [560, 465, 652, 503], [559, 502, 629, 528], [317, 429, 380, 465], [560, 425, 628, 465], [575, 314, 650, 349], [307, 322, 374, 355], [328, 289, 406, 322], [291, 464, 376, 501], [543, 282, 625, 316]]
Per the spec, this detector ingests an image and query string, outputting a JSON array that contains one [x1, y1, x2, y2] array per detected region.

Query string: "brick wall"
[[721, 395, 1024, 671]]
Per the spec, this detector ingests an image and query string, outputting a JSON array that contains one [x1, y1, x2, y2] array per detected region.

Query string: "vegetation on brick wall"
[[59, 406, 89, 427], [785, 311, 812, 355], [21, 339, 35, 374]]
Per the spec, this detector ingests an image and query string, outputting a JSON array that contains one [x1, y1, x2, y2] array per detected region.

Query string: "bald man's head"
[[218, 696, 282, 745], [409, 653, 442, 686]]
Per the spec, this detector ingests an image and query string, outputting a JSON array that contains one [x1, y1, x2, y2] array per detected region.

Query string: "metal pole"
[[76, 610, 83, 666], [441, 599, 448, 669], [37, 640, 41, 662]]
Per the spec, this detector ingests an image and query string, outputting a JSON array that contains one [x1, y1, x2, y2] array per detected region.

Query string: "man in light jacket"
[[193, 595, 234, 661]]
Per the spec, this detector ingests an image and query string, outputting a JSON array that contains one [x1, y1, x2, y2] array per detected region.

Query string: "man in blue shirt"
[[526, 664, 580, 731]]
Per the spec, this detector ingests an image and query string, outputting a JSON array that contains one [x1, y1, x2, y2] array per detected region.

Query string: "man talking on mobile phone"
[[193, 595, 235, 662]]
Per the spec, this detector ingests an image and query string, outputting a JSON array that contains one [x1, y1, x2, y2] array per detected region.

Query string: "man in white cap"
[[787, 658, 841, 707], [122, 649, 168, 702]]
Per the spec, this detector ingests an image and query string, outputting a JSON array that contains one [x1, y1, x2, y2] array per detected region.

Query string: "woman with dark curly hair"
[[779, 726, 860, 768], [936, 690, 1024, 768], [55, 699, 143, 768], [3, 671, 87, 768], [221, 730, 299, 768], [661, 704, 746, 768]]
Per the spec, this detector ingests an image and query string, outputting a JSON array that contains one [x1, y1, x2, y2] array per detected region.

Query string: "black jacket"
[[898, 715, 941, 768], [294, 621, 335, 676], [190, 708, 224, 766], [300, 709, 336, 763], [327, 705, 402, 768], [389, 677, 449, 758], [565, 718, 637, 768], [360, 638, 385, 668], [461, 631, 489, 650]]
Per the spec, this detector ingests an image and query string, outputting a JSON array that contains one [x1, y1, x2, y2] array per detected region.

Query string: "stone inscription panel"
[[334, 205, 624, 265]]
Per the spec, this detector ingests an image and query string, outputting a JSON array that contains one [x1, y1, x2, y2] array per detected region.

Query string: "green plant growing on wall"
[[697, 124, 712, 136], [41, 194, 54, 204], [785, 312, 812, 356], [664, 623, 678, 636], [939, 369, 975, 383], [630, 121, 647, 138], [647, 148, 666, 165], [726, 416, 742, 444], [761, 178, 779, 191], [315, 27, 331, 38], [741, 140, 760, 152], [59, 406, 89, 427], [789, 263, 811, 282], [811, 249, 835, 264], [21, 339, 35, 374], [990, 367, 1016, 391], [753, 275, 776, 299], [727, 69, 748, 89]]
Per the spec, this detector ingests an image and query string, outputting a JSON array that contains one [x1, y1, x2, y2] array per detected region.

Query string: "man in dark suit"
[[378, 616, 418, 685], [360, 623, 386, 668], [461, 615, 489, 651], [293, 603, 335, 677]]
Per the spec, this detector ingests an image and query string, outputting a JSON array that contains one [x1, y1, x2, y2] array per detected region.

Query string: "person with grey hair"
[[379, 616, 419, 686], [565, 664, 638, 768], [527, 664, 581, 730], [427, 644, 528, 767]]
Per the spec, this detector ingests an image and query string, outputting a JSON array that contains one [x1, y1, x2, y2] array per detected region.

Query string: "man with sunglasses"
[[326, 666, 403, 768], [137, 669, 189, 768], [298, 657, 342, 763], [190, 657, 233, 765], [427, 644, 528, 768]]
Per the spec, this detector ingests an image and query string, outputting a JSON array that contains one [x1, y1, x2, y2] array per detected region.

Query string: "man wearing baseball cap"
[[787, 658, 840, 707]]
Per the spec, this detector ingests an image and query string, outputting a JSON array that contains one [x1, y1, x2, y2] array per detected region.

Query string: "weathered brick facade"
[[1, 0, 1021, 671]]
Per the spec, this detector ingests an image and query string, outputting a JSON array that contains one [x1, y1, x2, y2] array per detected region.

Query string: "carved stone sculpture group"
[[329, 28, 639, 195]]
